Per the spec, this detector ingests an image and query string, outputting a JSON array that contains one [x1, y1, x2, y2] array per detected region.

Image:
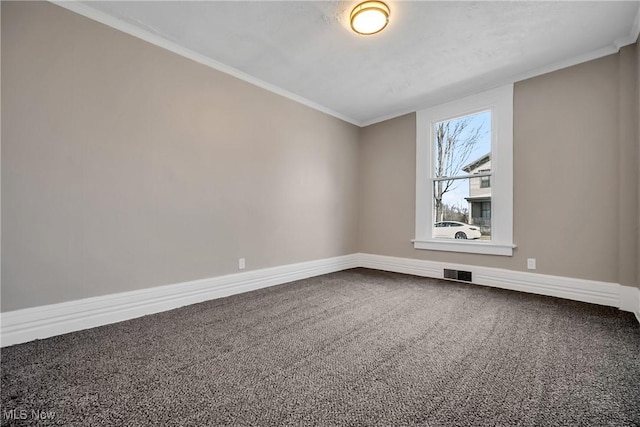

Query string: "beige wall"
[[1, 2, 359, 311], [3, 2, 639, 313], [637, 35, 640, 289], [359, 52, 639, 287], [618, 43, 638, 288]]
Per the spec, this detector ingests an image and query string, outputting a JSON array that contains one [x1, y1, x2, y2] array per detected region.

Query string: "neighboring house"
[[463, 153, 491, 234]]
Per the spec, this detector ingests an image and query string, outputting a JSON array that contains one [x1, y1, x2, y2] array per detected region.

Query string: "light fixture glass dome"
[[350, 1, 390, 35]]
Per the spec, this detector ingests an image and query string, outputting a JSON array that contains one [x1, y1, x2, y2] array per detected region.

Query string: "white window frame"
[[414, 84, 515, 256]]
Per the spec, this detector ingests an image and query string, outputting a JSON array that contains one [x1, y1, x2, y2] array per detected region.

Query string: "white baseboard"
[[357, 253, 640, 322], [619, 285, 640, 324], [0, 254, 359, 347], [2, 252, 638, 347]]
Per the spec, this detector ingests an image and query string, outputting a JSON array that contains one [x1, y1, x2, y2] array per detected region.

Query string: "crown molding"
[[50, 1, 640, 129], [362, 35, 638, 128], [614, 2, 640, 50], [362, 2, 640, 127], [49, 1, 362, 127]]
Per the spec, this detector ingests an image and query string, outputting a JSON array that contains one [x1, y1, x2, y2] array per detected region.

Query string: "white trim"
[[360, 41, 611, 127], [0, 254, 359, 348], [49, 1, 360, 127], [361, 13, 640, 129], [619, 285, 640, 324], [358, 253, 640, 320], [412, 240, 516, 257], [415, 84, 514, 256], [50, 1, 640, 129], [614, 4, 640, 50], [362, 42, 616, 128], [3, 252, 638, 347], [361, 3, 640, 128]]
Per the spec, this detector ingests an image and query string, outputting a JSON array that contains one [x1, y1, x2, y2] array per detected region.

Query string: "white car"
[[434, 221, 481, 240]]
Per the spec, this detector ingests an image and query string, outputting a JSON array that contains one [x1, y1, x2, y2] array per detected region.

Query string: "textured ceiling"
[[66, 1, 640, 126]]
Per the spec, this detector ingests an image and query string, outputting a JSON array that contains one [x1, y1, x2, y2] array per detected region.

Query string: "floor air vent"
[[444, 269, 472, 282]]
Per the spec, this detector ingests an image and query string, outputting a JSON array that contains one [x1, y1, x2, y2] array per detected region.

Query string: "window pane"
[[433, 110, 491, 179], [432, 110, 492, 241], [433, 178, 491, 241]]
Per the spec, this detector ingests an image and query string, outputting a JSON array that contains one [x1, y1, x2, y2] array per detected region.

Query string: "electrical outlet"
[[527, 258, 536, 270], [238, 258, 245, 270]]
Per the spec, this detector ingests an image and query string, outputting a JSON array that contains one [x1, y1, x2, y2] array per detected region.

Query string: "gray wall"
[[359, 51, 639, 287], [1, 2, 359, 311]]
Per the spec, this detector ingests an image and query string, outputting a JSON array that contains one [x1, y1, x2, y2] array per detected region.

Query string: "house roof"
[[463, 153, 491, 173], [465, 196, 491, 203]]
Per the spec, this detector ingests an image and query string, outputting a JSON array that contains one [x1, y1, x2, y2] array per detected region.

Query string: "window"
[[481, 201, 491, 218], [415, 85, 515, 256], [479, 170, 491, 189]]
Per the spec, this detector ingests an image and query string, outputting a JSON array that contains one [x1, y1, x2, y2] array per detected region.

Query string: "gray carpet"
[[1, 268, 639, 426]]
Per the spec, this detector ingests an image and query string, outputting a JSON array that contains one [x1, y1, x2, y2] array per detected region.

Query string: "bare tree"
[[434, 118, 484, 222], [440, 202, 468, 223]]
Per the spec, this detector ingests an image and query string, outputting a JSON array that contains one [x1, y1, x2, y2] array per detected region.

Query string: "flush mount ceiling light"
[[350, 1, 390, 35]]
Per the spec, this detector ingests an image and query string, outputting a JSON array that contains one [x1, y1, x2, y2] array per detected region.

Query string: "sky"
[[434, 109, 491, 211]]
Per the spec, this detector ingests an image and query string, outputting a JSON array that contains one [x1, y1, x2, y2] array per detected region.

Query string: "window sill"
[[412, 239, 516, 256]]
